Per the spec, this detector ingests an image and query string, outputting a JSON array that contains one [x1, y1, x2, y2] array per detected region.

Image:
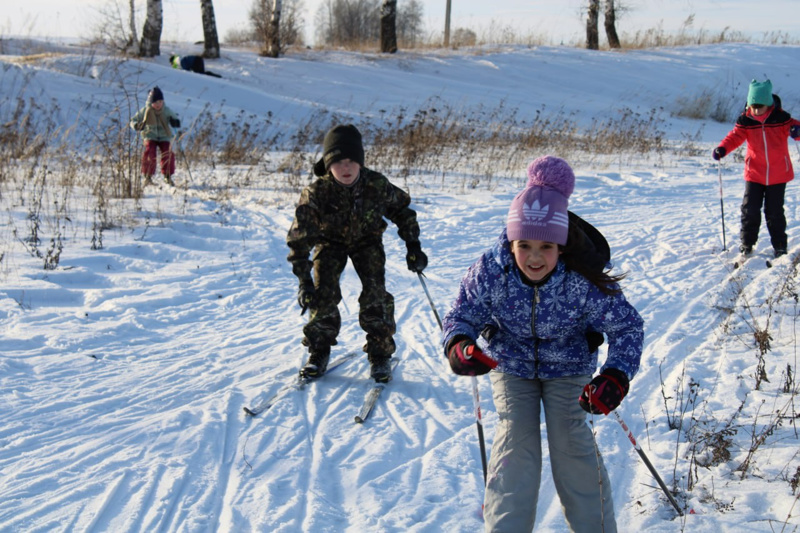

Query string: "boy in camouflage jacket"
[[287, 124, 427, 383]]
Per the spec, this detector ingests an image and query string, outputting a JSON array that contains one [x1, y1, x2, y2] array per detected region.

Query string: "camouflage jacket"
[[286, 168, 421, 281]]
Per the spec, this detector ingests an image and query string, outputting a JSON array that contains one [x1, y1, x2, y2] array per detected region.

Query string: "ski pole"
[[417, 272, 490, 486], [717, 162, 727, 251], [610, 410, 684, 516], [417, 272, 442, 329]]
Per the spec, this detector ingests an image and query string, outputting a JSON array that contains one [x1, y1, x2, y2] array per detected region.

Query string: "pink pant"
[[141, 140, 176, 176]]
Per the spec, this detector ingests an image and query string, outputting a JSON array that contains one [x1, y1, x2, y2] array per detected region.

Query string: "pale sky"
[[3, 0, 799, 46]]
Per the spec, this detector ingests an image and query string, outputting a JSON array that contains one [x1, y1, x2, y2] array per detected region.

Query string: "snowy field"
[[2, 40, 800, 532]]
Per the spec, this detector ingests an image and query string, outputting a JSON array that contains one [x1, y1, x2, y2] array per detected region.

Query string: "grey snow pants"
[[483, 373, 617, 533]]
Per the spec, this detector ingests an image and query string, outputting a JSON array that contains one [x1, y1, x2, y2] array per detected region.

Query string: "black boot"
[[369, 355, 393, 383], [301, 346, 330, 378]]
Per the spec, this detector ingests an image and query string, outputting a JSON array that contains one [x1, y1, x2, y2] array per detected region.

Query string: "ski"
[[243, 351, 359, 417], [354, 360, 400, 424], [733, 252, 776, 269], [732, 254, 750, 269]]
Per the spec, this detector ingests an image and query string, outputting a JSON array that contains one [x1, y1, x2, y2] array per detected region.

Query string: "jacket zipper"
[[760, 123, 770, 186], [532, 285, 540, 377]]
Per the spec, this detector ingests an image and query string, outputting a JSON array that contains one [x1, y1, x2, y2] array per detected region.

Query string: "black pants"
[[740, 181, 787, 251]]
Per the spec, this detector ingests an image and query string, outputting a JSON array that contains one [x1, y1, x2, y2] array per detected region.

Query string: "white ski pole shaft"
[[417, 272, 489, 485]]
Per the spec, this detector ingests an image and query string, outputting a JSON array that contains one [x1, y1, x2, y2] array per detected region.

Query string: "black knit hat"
[[313, 124, 365, 177], [147, 86, 164, 104]]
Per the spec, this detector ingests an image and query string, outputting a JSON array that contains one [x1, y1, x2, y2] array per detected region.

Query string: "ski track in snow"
[[3, 42, 800, 532], [2, 158, 800, 533]]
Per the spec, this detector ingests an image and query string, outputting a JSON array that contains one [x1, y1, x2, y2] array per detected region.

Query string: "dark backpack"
[[567, 210, 611, 272]]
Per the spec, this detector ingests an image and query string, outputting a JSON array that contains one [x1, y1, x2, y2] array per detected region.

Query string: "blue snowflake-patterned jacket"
[[442, 233, 643, 380]]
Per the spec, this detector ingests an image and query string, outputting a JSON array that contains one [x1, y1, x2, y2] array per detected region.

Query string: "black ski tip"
[[354, 415, 366, 424], [243, 407, 258, 417]]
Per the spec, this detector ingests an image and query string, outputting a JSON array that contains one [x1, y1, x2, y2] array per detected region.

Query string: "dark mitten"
[[579, 368, 629, 415], [712, 147, 726, 161], [169, 117, 181, 128], [133, 122, 145, 131], [790, 125, 800, 139], [447, 338, 497, 376], [297, 279, 316, 315], [586, 331, 604, 353], [406, 243, 428, 273]]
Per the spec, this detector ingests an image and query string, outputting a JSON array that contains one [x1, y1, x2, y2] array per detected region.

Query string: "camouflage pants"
[[303, 242, 396, 359]]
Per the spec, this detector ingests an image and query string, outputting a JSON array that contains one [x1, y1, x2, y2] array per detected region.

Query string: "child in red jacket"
[[713, 79, 800, 258]]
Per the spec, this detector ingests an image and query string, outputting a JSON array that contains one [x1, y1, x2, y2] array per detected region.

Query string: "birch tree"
[[139, 0, 163, 57], [587, 0, 622, 50], [129, 0, 139, 54], [200, 0, 221, 58], [380, 0, 397, 53], [586, 0, 599, 50], [604, 0, 620, 48], [266, 0, 282, 58]]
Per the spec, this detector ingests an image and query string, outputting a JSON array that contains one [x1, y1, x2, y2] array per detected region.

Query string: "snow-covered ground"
[[2, 40, 800, 532]]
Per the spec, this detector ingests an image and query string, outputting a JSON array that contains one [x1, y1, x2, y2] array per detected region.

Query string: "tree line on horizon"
[[97, 0, 623, 58]]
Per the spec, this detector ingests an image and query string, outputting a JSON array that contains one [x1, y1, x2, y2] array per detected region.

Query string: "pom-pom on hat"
[[147, 86, 164, 104], [313, 124, 365, 177], [526, 155, 576, 195], [747, 79, 774, 107], [507, 156, 575, 245]]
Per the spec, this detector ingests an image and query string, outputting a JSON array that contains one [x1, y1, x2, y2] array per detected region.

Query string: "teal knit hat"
[[747, 79, 774, 107]]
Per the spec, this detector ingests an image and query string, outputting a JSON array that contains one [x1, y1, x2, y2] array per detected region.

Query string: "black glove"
[[297, 279, 316, 315], [169, 117, 181, 128], [447, 338, 497, 376], [579, 368, 629, 415], [712, 147, 726, 161], [586, 331, 604, 353], [791, 125, 800, 139], [406, 243, 428, 273], [133, 122, 145, 131]]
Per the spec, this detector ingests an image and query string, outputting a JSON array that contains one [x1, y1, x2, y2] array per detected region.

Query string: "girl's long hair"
[[559, 222, 626, 295]]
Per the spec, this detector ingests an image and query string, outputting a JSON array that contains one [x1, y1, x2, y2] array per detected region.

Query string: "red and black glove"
[[579, 368, 629, 415], [447, 338, 498, 376]]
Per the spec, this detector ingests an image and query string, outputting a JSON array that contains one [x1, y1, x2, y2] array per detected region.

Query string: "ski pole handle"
[[462, 343, 498, 370]]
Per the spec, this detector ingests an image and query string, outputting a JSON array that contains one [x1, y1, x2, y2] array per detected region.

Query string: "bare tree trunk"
[[380, 0, 397, 53], [200, 0, 220, 58], [129, 0, 139, 54], [604, 0, 620, 48], [586, 0, 599, 50], [139, 0, 162, 57], [444, 0, 451, 47], [266, 0, 282, 57]]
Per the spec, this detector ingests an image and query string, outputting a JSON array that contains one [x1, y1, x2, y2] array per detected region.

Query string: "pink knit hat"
[[506, 156, 575, 245]]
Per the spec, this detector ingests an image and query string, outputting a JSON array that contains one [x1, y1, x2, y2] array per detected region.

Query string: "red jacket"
[[719, 94, 800, 186]]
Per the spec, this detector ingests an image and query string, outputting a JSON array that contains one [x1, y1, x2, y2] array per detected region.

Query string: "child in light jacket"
[[130, 86, 181, 186]]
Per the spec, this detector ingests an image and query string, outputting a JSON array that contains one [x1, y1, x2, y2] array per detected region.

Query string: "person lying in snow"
[[169, 54, 222, 78]]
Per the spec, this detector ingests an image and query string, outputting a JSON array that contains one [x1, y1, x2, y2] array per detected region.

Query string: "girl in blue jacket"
[[442, 156, 644, 533]]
